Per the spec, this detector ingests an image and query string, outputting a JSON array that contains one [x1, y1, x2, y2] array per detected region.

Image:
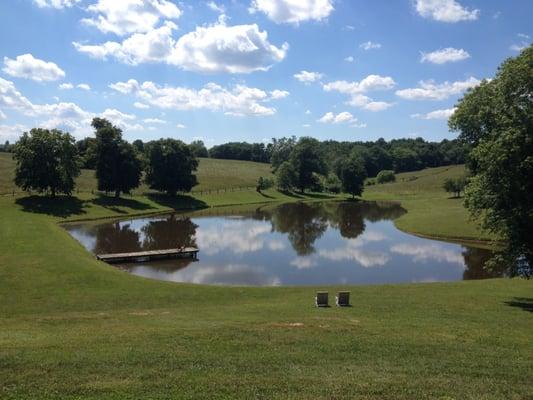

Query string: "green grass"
[[1, 155, 531, 398], [363, 165, 495, 245]]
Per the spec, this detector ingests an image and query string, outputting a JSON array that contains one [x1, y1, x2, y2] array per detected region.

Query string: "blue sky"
[[0, 0, 531, 145]]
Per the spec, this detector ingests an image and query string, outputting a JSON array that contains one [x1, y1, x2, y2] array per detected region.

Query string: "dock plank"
[[97, 247, 199, 264]]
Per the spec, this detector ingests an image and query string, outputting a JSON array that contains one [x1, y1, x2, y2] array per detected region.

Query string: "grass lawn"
[[1, 157, 531, 398]]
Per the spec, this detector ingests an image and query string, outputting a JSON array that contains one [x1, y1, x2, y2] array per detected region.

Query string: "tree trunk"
[[114, 189, 121, 199], [51, 188, 56, 198]]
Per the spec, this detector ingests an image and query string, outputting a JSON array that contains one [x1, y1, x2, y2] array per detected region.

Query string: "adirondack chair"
[[315, 291, 329, 307], [336, 291, 350, 307]]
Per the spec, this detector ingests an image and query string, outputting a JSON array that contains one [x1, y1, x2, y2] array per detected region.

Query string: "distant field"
[[0, 153, 273, 194]]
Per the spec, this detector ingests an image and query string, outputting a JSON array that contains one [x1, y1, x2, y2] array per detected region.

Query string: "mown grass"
[[1, 156, 531, 398]]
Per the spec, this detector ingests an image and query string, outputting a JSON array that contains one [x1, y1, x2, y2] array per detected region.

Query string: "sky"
[[0, 0, 531, 146]]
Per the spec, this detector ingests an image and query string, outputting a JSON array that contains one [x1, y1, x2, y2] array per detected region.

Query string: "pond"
[[65, 201, 502, 286]]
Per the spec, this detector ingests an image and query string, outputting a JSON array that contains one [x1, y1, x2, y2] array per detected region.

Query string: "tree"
[[276, 161, 296, 191], [188, 140, 208, 158], [376, 170, 396, 184], [256, 176, 273, 193], [13, 128, 80, 197], [443, 177, 466, 198], [288, 137, 327, 193], [93, 118, 142, 198], [270, 136, 296, 172], [324, 173, 342, 193], [338, 154, 367, 199], [145, 138, 198, 196], [449, 45, 533, 277]]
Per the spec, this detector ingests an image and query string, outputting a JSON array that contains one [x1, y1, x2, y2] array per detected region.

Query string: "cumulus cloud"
[[142, 118, 166, 124], [33, 0, 80, 8], [74, 19, 288, 74], [77, 83, 91, 91], [317, 111, 366, 128], [323, 75, 396, 111], [3, 54, 65, 82], [420, 47, 470, 64], [510, 34, 531, 52], [414, 0, 479, 23], [109, 79, 285, 117], [359, 41, 381, 50], [269, 89, 290, 99], [390, 243, 463, 264], [344, 56, 354, 62], [395, 77, 480, 100], [133, 102, 150, 109], [59, 83, 74, 90], [249, 0, 334, 24], [318, 239, 390, 268], [293, 70, 323, 84], [411, 108, 456, 120], [176, 123, 186, 129], [0, 124, 29, 142], [82, 0, 181, 36], [206, 1, 225, 13]]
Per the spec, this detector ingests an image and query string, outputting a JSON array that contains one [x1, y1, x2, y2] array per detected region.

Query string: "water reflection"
[[65, 201, 503, 286]]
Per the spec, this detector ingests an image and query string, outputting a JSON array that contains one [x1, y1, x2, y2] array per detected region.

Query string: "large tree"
[[93, 118, 142, 198], [449, 45, 533, 277], [145, 138, 198, 196], [288, 137, 327, 193], [13, 128, 80, 197], [338, 153, 367, 199]]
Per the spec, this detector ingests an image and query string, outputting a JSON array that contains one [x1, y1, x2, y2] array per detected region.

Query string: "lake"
[[65, 201, 502, 286]]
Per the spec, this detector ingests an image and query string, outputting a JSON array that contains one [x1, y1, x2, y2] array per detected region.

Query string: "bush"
[[376, 170, 396, 183], [324, 174, 342, 193]]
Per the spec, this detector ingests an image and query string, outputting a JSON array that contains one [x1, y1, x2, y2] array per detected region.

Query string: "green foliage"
[[145, 138, 198, 196], [443, 177, 467, 198], [270, 136, 297, 172], [256, 176, 274, 192], [376, 170, 396, 184], [289, 137, 327, 193], [93, 118, 142, 198], [76, 137, 97, 169], [450, 45, 533, 276], [339, 154, 367, 198], [13, 128, 79, 196], [0, 140, 11, 152], [209, 141, 270, 163], [324, 173, 342, 193], [188, 140, 209, 158], [275, 161, 296, 191]]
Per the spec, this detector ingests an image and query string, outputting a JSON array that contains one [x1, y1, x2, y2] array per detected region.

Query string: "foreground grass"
[[363, 165, 495, 245], [1, 191, 532, 399]]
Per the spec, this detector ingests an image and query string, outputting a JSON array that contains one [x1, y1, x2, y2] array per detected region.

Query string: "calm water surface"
[[65, 201, 501, 286]]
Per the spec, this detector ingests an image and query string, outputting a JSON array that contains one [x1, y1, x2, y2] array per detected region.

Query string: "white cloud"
[[294, 70, 323, 84], [82, 0, 181, 36], [317, 111, 365, 127], [59, 83, 74, 90], [143, 118, 166, 124], [249, 0, 334, 24], [269, 89, 290, 99], [206, 1, 225, 13], [510, 34, 531, 52], [323, 75, 396, 111], [133, 102, 150, 109], [33, 0, 80, 9], [359, 41, 381, 50], [0, 110, 5, 120], [75, 20, 288, 74], [390, 243, 463, 264], [176, 123, 186, 129], [109, 79, 283, 117], [411, 108, 456, 120], [420, 47, 470, 64], [3, 54, 65, 82], [0, 124, 29, 142], [305, 109, 311, 115], [318, 239, 389, 268], [77, 83, 91, 91], [302, 124, 311, 128], [414, 0, 479, 23], [396, 77, 480, 100], [344, 56, 354, 62], [290, 257, 316, 269]]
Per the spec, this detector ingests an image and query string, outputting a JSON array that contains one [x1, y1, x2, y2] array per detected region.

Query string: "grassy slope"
[[1, 156, 531, 398], [363, 165, 494, 244]]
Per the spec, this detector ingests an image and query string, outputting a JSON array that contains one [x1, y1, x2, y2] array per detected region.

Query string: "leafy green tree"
[[256, 176, 273, 193], [376, 170, 396, 184], [449, 45, 533, 277], [145, 138, 198, 196], [270, 136, 297, 172], [13, 128, 80, 197], [443, 177, 467, 198], [324, 173, 342, 193], [188, 140, 208, 158], [338, 154, 367, 198], [288, 137, 326, 193], [276, 161, 296, 191], [93, 118, 142, 198]]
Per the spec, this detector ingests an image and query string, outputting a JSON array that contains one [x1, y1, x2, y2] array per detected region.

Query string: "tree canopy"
[[288, 137, 326, 193], [13, 128, 79, 196], [338, 153, 367, 198], [449, 45, 533, 277]]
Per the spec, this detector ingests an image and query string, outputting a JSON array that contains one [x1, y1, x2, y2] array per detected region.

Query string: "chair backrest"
[[316, 291, 329, 306], [338, 291, 350, 306]]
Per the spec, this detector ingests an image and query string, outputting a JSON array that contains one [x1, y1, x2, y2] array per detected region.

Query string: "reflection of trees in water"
[[462, 247, 505, 280], [93, 222, 142, 254], [270, 203, 328, 256], [141, 215, 197, 250], [324, 202, 365, 239]]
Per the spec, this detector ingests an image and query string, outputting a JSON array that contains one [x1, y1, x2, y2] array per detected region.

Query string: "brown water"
[[65, 201, 502, 286]]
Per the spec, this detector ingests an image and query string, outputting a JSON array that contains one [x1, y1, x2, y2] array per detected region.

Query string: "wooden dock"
[[96, 247, 199, 264]]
